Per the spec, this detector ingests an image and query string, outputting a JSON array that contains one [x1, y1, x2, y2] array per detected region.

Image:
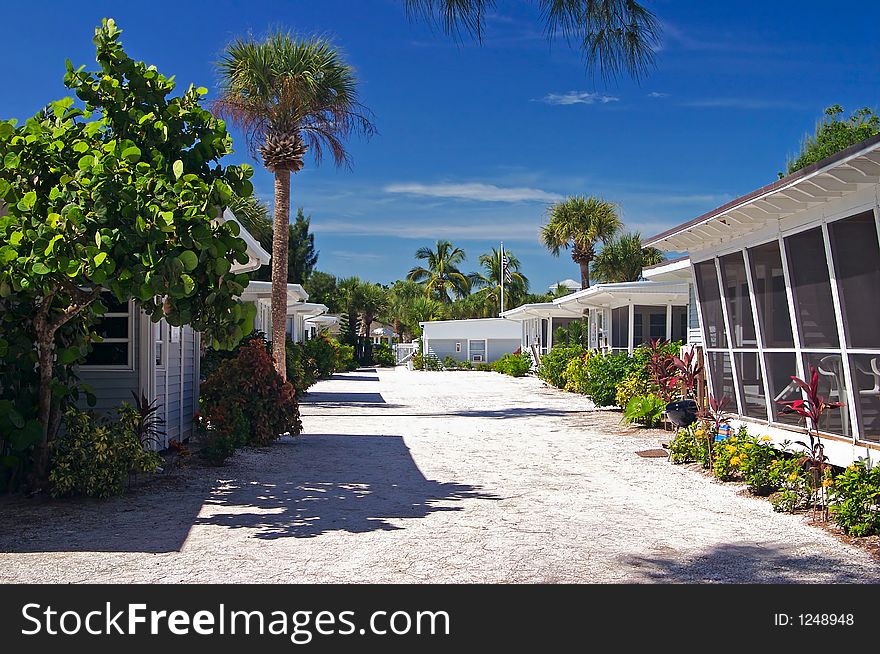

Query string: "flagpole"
[[500, 241, 505, 316]]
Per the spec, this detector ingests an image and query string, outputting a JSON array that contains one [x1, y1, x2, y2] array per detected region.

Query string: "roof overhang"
[[286, 302, 328, 318], [641, 256, 692, 283], [239, 280, 309, 303], [306, 314, 339, 326], [500, 302, 583, 321], [219, 208, 272, 274], [645, 134, 880, 252], [554, 281, 689, 310]]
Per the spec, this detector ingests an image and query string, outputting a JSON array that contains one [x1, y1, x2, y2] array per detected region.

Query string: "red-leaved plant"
[[646, 338, 680, 402], [672, 348, 703, 400], [777, 366, 844, 519]]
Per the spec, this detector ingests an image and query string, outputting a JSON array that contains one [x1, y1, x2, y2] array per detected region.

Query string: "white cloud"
[[537, 91, 619, 106], [384, 182, 562, 203], [647, 91, 669, 98], [682, 98, 799, 110], [312, 219, 541, 242]]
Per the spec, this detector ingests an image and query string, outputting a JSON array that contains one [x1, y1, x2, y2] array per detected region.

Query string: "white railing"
[[394, 342, 418, 365]]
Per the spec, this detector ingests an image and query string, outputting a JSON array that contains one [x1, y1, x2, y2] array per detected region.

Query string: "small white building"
[[548, 278, 582, 293], [239, 281, 328, 344], [499, 302, 583, 356], [419, 318, 521, 364]]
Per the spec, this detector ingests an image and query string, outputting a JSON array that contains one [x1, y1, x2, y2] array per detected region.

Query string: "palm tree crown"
[[407, 240, 472, 302], [541, 195, 621, 289], [471, 248, 529, 314], [591, 232, 665, 283]]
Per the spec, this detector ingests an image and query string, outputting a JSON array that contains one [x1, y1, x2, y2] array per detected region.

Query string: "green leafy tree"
[[336, 276, 363, 345], [470, 247, 529, 314], [591, 232, 664, 283], [784, 105, 880, 177], [253, 208, 318, 284], [541, 196, 621, 289], [407, 239, 471, 302], [403, 0, 660, 80], [386, 279, 424, 341], [356, 282, 390, 337], [228, 193, 272, 252], [0, 20, 256, 485], [303, 270, 339, 312], [215, 31, 374, 379]]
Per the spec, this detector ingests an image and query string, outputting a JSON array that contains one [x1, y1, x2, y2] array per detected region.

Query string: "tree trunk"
[[579, 261, 591, 289], [271, 169, 291, 380], [31, 331, 55, 488]]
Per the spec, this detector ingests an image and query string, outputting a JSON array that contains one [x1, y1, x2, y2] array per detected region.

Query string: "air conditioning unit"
[[471, 354, 483, 362]]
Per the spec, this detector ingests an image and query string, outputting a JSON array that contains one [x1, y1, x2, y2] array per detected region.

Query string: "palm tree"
[[591, 232, 665, 283], [386, 280, 424, 341], [337, 276, 364, 346], [541, 196, 622, 289], [357, 283, 390, 337], [407, 240, 471, 302], [228, 194, 273, 253], [409, 296, 445, 338], [470, 248, 529, 314], [215, 32, 374, 379], [402, 0, 660, 80]]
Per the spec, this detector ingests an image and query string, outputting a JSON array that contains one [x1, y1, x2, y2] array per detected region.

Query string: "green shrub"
[[829, 462, 880, 536], [474, 362, 493, 372], [615, 372, 650, 410], [200, 339, 301, 447], [442, 355, 461, 370], [739, 436, 783, 495], [493, 352, 532, 377], [583, 351, 637, 407], [412, 352, 425, 370], [194, 403, 249, 466], [335, 342, 357, 372], [712, 427, 754, 481], [537, 345, 584, 388], [285, 340, 318, 395], [304, 333, 339, 378], [623, 394, 666, 427], [49, 406, 162, 498], [373, 342, 396, 367], [769, 458, 811, 513], [669, 423, 711, 467], [562, 353, 591, 394]]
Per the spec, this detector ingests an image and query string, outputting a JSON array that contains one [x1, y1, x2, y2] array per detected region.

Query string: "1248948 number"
[[799, 614, 854, 626]]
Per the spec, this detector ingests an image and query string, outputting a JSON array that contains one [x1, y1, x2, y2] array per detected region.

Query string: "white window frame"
[[154, 319, 166, 370], [468, 339, 486, 363], [80, 297, 135, 371]]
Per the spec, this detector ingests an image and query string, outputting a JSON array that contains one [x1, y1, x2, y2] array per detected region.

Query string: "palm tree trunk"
[[579, 261, 590, 289], [271, 169, 291, 380]]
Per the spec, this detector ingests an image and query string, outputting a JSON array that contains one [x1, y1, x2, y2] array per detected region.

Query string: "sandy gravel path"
[[2, 367, 879, 583]]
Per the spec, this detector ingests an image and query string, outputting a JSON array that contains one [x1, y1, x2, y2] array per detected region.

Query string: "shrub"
[[829, 462, 880, 536], [769, 458, 811, 513], [335, 342, 357, 371], [373, 342, 395, 367], [494, 353, 532, 377], [615, 372, 651, 410], [474, 362, 493, 372], [623, 394, 666, 427], [443, 355, 461, 370], [583, 351, 637, 407], [304, 333, 339, 378], [669, 423, 711, 467], [285, 340, 318, 395], [712, 427, 754, 481], [562, 353, 591, 394], [200, 339, 302, 447], [538, 345, 584, 388], [194, 403, 249, 466], [49, 406, 162, 498], [739, 436, 782, 495]]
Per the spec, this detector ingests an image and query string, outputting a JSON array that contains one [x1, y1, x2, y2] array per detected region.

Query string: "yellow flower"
[[694, 429, 705, 437], [822, 478, 833, 488], [726, 444, 736, 453], [761, 435, 772, 442], [788, 472, 799, 482], [730, 456, 740, 466]]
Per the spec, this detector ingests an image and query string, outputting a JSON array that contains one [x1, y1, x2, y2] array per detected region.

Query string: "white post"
[[666, 303, 673, 341], [500, 241, 505, 316], [628, 303, 635, 355]]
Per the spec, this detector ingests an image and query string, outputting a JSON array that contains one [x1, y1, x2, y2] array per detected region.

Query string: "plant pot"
[[666, 399, 698, 428]]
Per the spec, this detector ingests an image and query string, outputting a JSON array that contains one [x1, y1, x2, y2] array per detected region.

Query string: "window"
[[672, 305, 688, 343], [764, 352, 801, 426], [611, 306, 628, 351], [83, 294, 132, 367], [694, 260, 727, 348], [785, 227, 838, 348], [848, 354, 880, 442], [154, 320, 165, 368], [455, 342, 462, 353], [707, 351, 736, 406], [735, 352, 767, 420], [469, 340, 486, 362], [720, 252, 757, 348], [803, 353, 850, 437], [828, 210, 880, 349], [748, 240, 793, 348]]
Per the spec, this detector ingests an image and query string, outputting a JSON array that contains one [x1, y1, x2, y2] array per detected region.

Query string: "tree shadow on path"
[[196, 434, 498, 539]]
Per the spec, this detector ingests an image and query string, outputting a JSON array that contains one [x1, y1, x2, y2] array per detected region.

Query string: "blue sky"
[[3, 1, 879, 292]]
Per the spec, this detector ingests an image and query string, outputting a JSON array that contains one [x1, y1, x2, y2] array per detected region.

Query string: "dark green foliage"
[[252, 208, 318, 284], [49, 405, 162, 498], [622, 394, 665, 427], [493, 352, 532, 377], [304, 271, 339, 313], [553, 320, 588, 348], [285, 340, 318, 395], [591, 232, 664, 283], [200, 339, 301, 447], [668, 425, 711, 467], [784, 105, 880, 176], [537, 345, 585, 388], [412, 353, 442, 371], [582, 352, 636, 407], [373, 342, 396, 367], [829, 462, 880, 536], [304, 333, 339, 378]]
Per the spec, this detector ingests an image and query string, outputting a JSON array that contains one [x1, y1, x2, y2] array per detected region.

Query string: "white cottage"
[[419, 318, 521, 364], [77, 208, 271, 447], [645, 133, 880, 467]]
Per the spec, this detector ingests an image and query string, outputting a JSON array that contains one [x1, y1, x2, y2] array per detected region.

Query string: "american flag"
[[502, 254, 512, 283]]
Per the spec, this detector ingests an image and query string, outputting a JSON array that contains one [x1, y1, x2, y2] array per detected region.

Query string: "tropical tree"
[[386, 279, 424, 341], [215, 31, 374, 379], [407, 240, 471, 302], [303, 270, 339, 312], [228, 194, 272, 252], [541, 196, 621, 289], [0, 20, 256, 487], [590, 232, 664, 283], [470, 248, 529, 314], [336, 276, 363, 346], [409, 296, 445, 339], [253, 207, 318, 284], [357, 282, 390, 337], [783, 105, 880, 177], [403, 0, 660, 80]]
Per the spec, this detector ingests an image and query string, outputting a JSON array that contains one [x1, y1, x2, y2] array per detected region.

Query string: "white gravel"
[[2, 367, 879, 583]]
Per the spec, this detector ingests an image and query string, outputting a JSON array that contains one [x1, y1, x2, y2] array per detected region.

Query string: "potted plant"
[[665, 347, 703, 428]]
